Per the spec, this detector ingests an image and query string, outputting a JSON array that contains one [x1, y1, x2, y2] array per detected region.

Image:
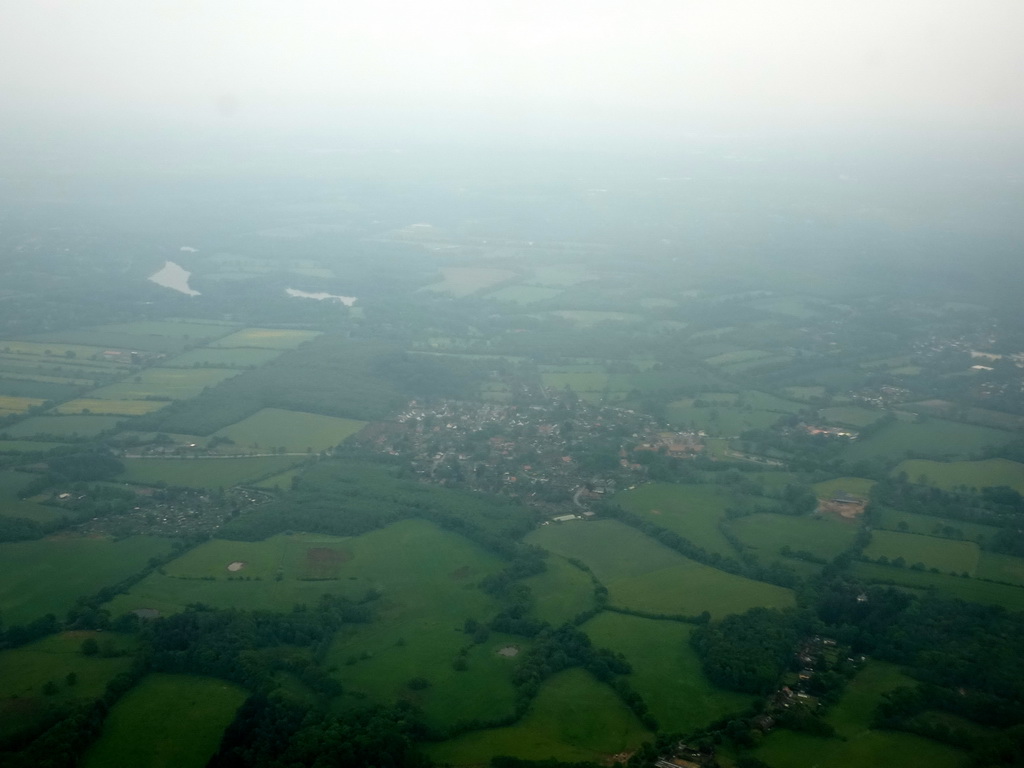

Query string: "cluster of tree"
[[145, 595, 371, 691], [690, 608, 799, 695]]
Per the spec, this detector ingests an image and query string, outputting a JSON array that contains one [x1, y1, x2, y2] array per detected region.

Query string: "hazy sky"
[[3, 0, 1023, 151]]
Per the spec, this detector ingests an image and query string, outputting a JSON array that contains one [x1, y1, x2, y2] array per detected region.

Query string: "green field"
[[851, 562, 1024, 611], [212, 408, 366, 452], [865, 530, 981, 575], [616, 483, 742, 559], [819, 405, 887, 427], [423, 267, 517, 297], [0, 440, 67, 453], [86, 367, 241, 400], [160, 347, 283, 368], [3, 415, 125, 438], [664, 402, 784, 436], [582, 613, 750, 732], [523, 555, 597, 626], [527, 520, 793, 619], [728, 513, 858, 562], [0, 395, 46, 414], [252, 466, 306, 490], [54, 398, 170, 416], [118, 455, 303, 489], [976, 552, 1024, 587], [0, 631, 137, 741], [704, 349, 774, 367], [813, 476, 876, 500], [751, 662, 964, 768], [83, 674, 246, 768], [873, 507, 998, 546], [893, 458, 1024, 493], [209, 328, 322, 349], [541, 371, 609, 394], [843, 418, 1013, 463], [486, 285, 563, 304], [425, 668, 651, 765], [0, 535, 177, 625], [549, 311, 642, 326]]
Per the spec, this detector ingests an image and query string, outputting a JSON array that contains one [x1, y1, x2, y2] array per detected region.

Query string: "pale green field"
[[0, 395, 45, 413], [486, 285, 563, 304], [728, 513, 858, 562], [617, 483, 741, 559], [873, 507, 998, 546], [851, 562, 1024, 611], [86, 367, 241, 400], [820, 405, 887, 427], [209, 328, 322, 349], [0, 631, 136, 742], [2, 415, 125, 438], [118, 455, 303, 489], [160, 347, 283, 368], [583, 613, 750, 733], [549, 311, 642, 326], [0, 535, 177, 625], [54, 398, 170, 416], [83, 674, 246, 768], [422, 267, 517, 297], [976, 552, 1024, 586], [425, 668, 651, 765], [0, 440, 68, 453], [523, 555, 597, 626], [865, 530, 981, 575], [843, 418, 1013, 462], [894, 458, 1024, 493], [527, 520, 794, 619], [212, 408, 366, 452], [704, 349, 774, 366]]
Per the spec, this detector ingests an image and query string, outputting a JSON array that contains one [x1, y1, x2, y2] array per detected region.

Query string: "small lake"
[[149, 261, 200, 296], [286, 288, 356, 306]]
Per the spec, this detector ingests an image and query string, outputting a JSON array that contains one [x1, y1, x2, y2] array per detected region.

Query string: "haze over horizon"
[[2, 0, 1023, 165]]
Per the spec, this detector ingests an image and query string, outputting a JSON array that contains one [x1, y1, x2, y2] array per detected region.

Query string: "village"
[[358, 393, 707, 518]]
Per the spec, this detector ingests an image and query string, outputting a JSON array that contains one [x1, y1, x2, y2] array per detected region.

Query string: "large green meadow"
[[616, 483, 744, 558], [83, 674, 246, 768], [851, 562, 1024, 611], [0, 536, 177, 625], [843, 418, 1013, 462], [0, 631, 136, 742], [86, 367, 241, 400], [864, 530, 981, 575], [729, 512, 858, 563], [212, 408, 365, 452], [527, 520, 794, 619], [894, 458, 1024, 493], [582, 612, 750, 733], [425, 668, 651, 765], [118, 455, 303, 489], [3, 414, 125, 439]]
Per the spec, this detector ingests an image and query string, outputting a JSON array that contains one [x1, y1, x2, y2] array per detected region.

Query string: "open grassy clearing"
[[704, 349, 775, 367], [53, 398, 170, 416], [0, 395, 46, 414], [424, 668, 651, 765], [209, 328, 321, 349], [422, 267, 517, 297], [0, 631, 137, 742], [583, 613, 750, 733], [664, 402, 783, 436], [865, 530, 980, 574], [526, 265, 594, 286], [523, 555, 597, 626], [485, 285, 564, 304], [252, 466, 305, 490], [541, 371, 609, 393], [843, 418, 1013, 463], [118, 455, 304, 489], [851, 562, 1024, 611], [87, 367, 241, 400], [83, 674, 246, 768], [212, 408, 366, 452], [2, 415, 125, 438], [0, 535, 177, 626], [750, 296, 822, 319], [873, 507, 999, 546], [751, 661, 964, 768], [0, 341, 121, 360], [160, 347, 283, 368], [783, 385, 827, 401], [728, 513, 858, 563], [893, 458, 1024, 493], [527, 520, 794, 619], [813, 476, 876, 500], [718, 353, 794, 374], [819, 405, 887, 427], [976, 552, 1024, 587], [616, 483, 743, 559], [0, 370, 98, 386]]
